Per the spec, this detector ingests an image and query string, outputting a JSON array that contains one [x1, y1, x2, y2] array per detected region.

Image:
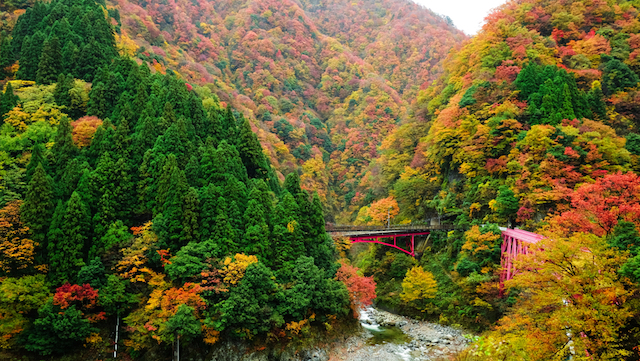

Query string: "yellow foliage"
[[334, 238, 352, 258], [461, 225, 501, 256], [84, 333, 102, 346], [220, 254, 258, 285], [3, 105, 29, 131], [202, 326, 220, 344], [400, 266, 437, 303], [116, 222, 159, 283], [285, 318, 308, 336], [286, 220, 297, 233], [115, 32, 139, 57]]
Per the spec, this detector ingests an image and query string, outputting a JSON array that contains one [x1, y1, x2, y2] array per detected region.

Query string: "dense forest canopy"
[[359, 0, 640, 359], [0, 0, 379, 357], [2, 0, 640, 359]]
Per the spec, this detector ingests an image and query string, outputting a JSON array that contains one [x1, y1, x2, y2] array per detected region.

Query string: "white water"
[[358, 306, 383, 332], [358, 307, 413, 361]]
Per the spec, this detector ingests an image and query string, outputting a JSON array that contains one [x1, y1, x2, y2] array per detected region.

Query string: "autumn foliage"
[[400, 266, 438, 303], [0, 201, 36, 275], [335, 260, 376, 313], [70, 116, 103, 147], [547, 172, 640, 236]]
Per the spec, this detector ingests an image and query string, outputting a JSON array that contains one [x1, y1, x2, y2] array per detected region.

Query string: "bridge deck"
[[326, 224, 458, 236]]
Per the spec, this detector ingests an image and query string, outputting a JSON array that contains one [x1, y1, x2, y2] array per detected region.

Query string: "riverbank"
[[327, 307, 471, 361]]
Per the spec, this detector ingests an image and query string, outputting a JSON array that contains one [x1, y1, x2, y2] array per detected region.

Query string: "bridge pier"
[[499, 229, 544, 296]]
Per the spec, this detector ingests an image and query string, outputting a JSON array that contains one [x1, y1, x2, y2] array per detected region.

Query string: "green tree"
[[48, 192, 89, 285], [163, 304, 202, 345], [154, 155, 189, 250], [626, 133, 640, 156], [494, 186, 520, 225], [53, 73, 73, 109], [36, 36, 62, 85], [165, 238, 222, 282], [218, 262, 281, 337], [17, 31, 45, 80], [25, 143, 47, 182], [0, 34, 14, 79], [181, 187, 200, 244], [25, 299, 95, 355], [21, 164, 53, 244], [0, 82, 19, 120], [237, 118, 269, 179], [242, 199, 270, 256], [601, 56, 640, 95], [50, 116, 77, 179], [76, 257, 107, 289], [589, 80, 607, 119]]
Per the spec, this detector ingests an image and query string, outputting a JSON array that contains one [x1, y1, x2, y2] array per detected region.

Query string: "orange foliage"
[[368, 196, 400, 225], [71, 116, 103, 148], [0, 201, 37, 275], [546, 172, 640, 237]]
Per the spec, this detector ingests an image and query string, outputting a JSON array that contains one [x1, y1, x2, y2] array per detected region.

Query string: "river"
[[327, 307, 470, 361]]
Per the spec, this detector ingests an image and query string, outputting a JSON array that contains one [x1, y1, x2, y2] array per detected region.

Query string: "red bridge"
[[499, 228, 544, 293], [326, 224, 458, 257], [327, 224, 544, 291]]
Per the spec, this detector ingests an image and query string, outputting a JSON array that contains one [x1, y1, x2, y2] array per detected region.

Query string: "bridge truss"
[[347, 232, 431, 257], [499, 228, 544, 295], [328, 224, 545, 297], [327, 224, 458, 257]]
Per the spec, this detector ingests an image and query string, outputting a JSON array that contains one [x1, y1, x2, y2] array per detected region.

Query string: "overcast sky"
[[412, 0, 508, 35]]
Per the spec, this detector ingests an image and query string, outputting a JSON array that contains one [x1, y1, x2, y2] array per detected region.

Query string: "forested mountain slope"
[[349, 2, 640, 358], [373, 0, 640, 227], [0, 0, 466, 220], [102, 0, 465, 219], [0, 0, 378, 357]]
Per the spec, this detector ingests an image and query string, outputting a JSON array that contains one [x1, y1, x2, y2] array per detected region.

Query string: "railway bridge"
[[326, 224, 544, 290]]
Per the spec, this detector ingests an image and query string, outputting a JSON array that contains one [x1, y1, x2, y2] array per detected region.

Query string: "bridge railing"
[[325, 223, 459, 232]]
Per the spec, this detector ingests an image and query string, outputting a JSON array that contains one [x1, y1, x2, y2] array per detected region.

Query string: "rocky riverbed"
[[327, 307, 471, 361]]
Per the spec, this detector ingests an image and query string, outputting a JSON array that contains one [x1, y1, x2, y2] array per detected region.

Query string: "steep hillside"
[[0, 0, 379, 357], [299, 0, 464, 101], [350, 2, 640, 355], [102, 0, 465, 219], [373, 0, 640, 227]]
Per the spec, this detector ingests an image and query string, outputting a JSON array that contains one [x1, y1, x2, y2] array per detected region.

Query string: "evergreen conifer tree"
[[0, 82, 19, 120], [199, 185, 221, 242], [154, 155, 189, 250], [237, 118, 269, 179], [0, 35, 14, 79], [242, 199, 270, 257], [36, 36, 62, 85], [48, 191, 89, 285], [212, 197, 237, 255], [51, 116, 77, 178], [21, 164, 53, 244], [61, 41, 79, 76], [17, 32, 46, 80], [181, 187, 200, 244], [53, 73, 73, 109], [90, 153, 134, 239], [25, 143, 47, 182]]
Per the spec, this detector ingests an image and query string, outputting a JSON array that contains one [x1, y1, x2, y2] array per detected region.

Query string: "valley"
[[1, 0, 640, 360]]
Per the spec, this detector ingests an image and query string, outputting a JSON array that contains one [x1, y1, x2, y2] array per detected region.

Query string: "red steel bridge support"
[[499, 228, 544, 296], [327, 224, 545, 296], [348, 232, 431, 257]]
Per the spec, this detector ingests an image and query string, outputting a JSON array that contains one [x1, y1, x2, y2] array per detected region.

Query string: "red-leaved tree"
[[547, 172, 640, 236], [336, 261, 376, 317]]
